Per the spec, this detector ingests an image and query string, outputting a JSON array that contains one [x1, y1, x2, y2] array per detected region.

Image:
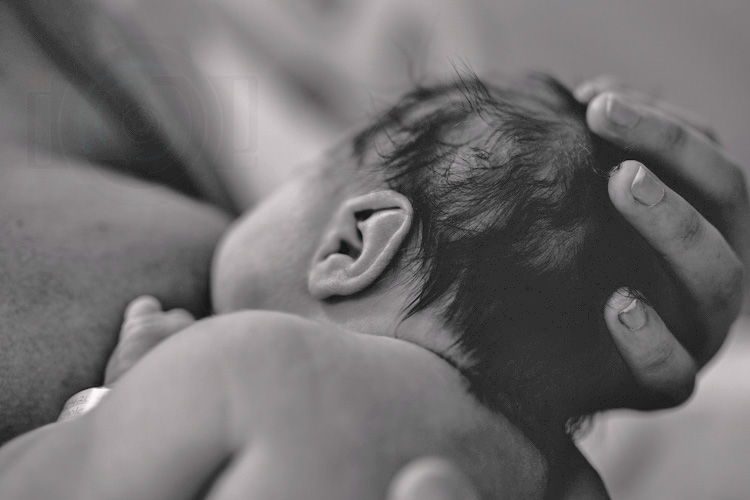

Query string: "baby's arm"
[[0, 311, 377, 500], [55, 296, 196, 421], [0, 316, 238, 500], [0, 310, 490, 500]]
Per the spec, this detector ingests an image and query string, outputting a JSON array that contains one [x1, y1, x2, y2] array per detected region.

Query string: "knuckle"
[[123, 316, 166, 335], [724, 168, 749, 209], [640, 340, 678, 378], [726, 260, 745, 302], [128, 295, 160, 309], [661, 120, 688, 152], [675, 208, 705, 250], [710, 258, 745, 316]]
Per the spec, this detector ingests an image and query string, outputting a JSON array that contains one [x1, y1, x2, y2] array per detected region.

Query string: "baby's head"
[[213, 72, 666, 453]]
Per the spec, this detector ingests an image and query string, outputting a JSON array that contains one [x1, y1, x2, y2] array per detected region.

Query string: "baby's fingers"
[[107, 308, 195, 385], [124, 295, 162, 319], [121, 308, 195, 340]]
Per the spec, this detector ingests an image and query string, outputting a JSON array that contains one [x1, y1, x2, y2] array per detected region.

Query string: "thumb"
[[387, 457, 481, 500]]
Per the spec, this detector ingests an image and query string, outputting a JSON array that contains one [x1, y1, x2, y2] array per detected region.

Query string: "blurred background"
[[2, 1, 749, 497], [6, 0, 747, 208], [122, 0, 750, 210]]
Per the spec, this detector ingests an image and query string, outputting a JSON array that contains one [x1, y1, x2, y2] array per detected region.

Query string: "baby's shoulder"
[[191, 311, 474, 434], [184, 311, 472, 421], [187, 311, 547, 499], [189, 309, 370, 365], [189, 310, 440, 386]]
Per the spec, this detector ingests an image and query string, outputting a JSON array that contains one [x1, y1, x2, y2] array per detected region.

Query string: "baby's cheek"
[[212, 264, 258, 313], [212, 246, 283, 314]]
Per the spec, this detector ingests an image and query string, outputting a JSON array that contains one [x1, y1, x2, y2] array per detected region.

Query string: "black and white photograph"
[[1, 1, 749, 498]]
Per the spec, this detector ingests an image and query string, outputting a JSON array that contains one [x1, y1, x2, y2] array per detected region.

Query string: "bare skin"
[[0, 36, 746, 497], [0, 144, 230, 441], [561, 75, 749, 497], [0, 4, 231, 441], [7, 74, 743, 500], [580, 75, 748, 382], [0, 310, 546, 500]]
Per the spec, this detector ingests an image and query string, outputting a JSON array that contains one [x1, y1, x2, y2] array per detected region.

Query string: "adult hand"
[[555, 76, 749, 500], [386, 79, 749, 500], [576, 75, 748, 405]]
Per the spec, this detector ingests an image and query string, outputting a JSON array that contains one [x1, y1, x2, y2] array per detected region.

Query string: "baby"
[[110, 72, 671, 489], [4, 72, 671, 500]]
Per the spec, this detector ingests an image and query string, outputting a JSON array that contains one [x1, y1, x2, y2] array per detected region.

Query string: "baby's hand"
[[104, 296, 195, 385]]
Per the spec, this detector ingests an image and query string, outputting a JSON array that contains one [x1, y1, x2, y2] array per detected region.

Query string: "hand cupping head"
[[211, 71, 667, 454]]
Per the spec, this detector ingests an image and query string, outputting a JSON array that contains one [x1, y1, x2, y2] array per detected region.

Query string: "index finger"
[[589, 92, 747, 215], [574, 76, 720, 142]]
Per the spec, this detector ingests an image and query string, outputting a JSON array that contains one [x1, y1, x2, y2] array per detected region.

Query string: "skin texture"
[[0, 136, 555, 499], [105, 300, 496, 500], [0, 3, 231, 443], [99, 77, 750, 498], [2, 4, 744, 496], [0, 145, 229, 442], [555, 76, 749, 498], [0, 24, 745, 496], [0, 312, 547, 500], [577, 75, 747, 387], [2, 8, 529, 497]]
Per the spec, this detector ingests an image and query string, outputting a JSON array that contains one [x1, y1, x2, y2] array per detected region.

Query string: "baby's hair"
[[351, 72, 664, 458]]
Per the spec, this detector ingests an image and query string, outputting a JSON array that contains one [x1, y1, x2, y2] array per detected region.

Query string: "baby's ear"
[[308, 190, 413, 299]]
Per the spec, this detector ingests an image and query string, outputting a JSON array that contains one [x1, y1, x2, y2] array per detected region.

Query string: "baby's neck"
[[314, 301, 581, 491], [384, 319, 574, 497], [315, 297, 474, 369]]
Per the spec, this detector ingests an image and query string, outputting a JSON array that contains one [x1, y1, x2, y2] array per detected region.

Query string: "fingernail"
[[618, 298, 647, 330], [606, 95, 640, 128], [631, 165, 665, 207]]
